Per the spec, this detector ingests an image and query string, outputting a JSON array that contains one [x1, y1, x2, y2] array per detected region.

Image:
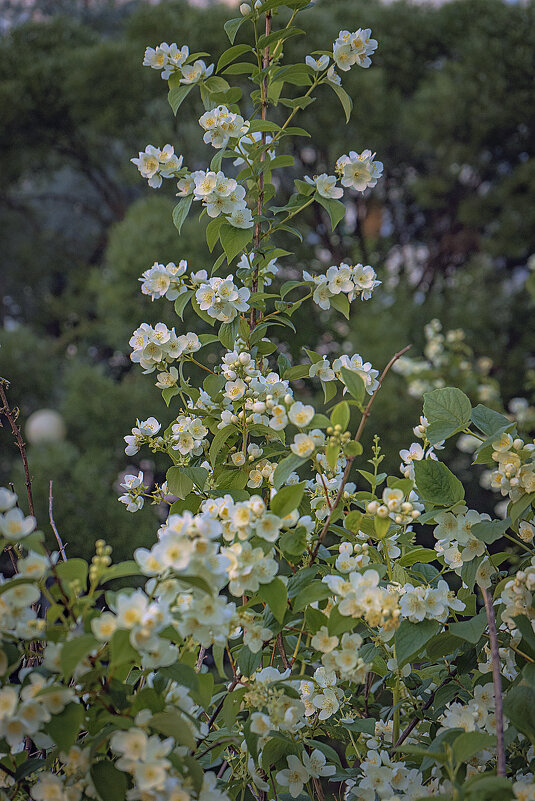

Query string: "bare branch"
[[0, 378, 35, 518], [481, 586, 506, 776], [49, 481, 67, 562]]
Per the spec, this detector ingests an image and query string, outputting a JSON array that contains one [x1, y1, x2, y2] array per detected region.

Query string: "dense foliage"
[[1, 0, 535, 560], [1, 3, 535, 801]]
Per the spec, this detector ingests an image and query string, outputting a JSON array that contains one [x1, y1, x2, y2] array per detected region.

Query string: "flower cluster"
[[432, 508, 491, 571], [129, 322, 201, 373], [276, 751, 335, 798], [332, 28, 378, 72], [139, 259, 188, 301], [323, 568, 400, 630], [490, 432, 535, 501], [399, 579, 465, 623], [178, 169, 253, 228], [304, 262, 381, 310], [196, 275, 251, 321], [143, 41, 214, 84], [346, 747, 428, 801], [499, 557, 535, 630], [199, 104, 245, 149], [131, 144, 183, 188]]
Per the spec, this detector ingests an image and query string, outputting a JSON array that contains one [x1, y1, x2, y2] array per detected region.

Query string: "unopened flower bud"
[[240, 3, 251, 16]]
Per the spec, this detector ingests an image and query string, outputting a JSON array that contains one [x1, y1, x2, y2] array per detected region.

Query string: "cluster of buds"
[[367, 487, 421, 526], [500, 557, 535, 630], [326, 424, 352, 448], [490, 433, 535, 500], [89, 539, 113, 584]]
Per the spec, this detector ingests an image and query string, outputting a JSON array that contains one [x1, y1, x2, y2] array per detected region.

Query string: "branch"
[[392, 672, 456, 751], [481, 586, 506, 776], [309, 344, 411, 565], [0, 378, 35, 517], [49, 481, 67, 562]]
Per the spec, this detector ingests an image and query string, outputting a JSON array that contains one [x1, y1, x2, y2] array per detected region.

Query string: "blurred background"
[[1, 0, 534, 559]]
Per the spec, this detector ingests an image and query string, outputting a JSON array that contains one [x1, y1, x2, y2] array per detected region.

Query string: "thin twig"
[[392, 672, 455, 751], [481, 586, 506, 776], [309, 345, 411, 565], [276, 633, 290, 670], [195, 646, 206, 673], [49, 481, 67, 562], [0, 378, 35, 517]]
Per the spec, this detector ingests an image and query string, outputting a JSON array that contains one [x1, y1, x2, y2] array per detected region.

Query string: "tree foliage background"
[[1, 0, 534, 559]]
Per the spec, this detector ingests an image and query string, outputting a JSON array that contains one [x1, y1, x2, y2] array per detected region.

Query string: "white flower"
[[276, 755, 310, 798], [302, 748, 336, 778], [180, 59, 214, 84], [289, 402, 315, 427], [291, 433, 316, 458], [336, 149, 383, 192], [0, 487, 17, 512], [306, 55, 330, 71], [307, 173, 343, 199], [0, 508, 36, 541]]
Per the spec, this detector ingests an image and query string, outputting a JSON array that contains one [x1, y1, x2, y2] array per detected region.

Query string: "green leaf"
[[150, 711, 195, 749], [217, 43, 253, 72], [509, 491, 535, 523], [503, 685, 535, 744], [166, 466, 194, 500], [329, 291, 350, 319], [162, 387, 178, 406], [55, 558, 88, 588], [45, 703, 84, 751], [331, 400, 350, 430], [279, 526, 307, 557], [224, 17, 246, 45], [413, 459, 465, 506], [168, 83, 193, 115], [423, 387, 472, 445], [257, 26, 304, 50], [329, 81, 353, 123], [220, 224, 254, 264], [471, 404, 511, 436], [514, 615, 535, 655], [160, 662, 199, 693], [98, 561, 141, 584], [394, 619, 440, 666], [261, 734, 299, 770], [398, 548, 437, 567], [203, 373, 226, 397], [206, 216, 225, 252], [60, 634, 99, 678], [259, 577, 287, 623], [452, 731, 496, 764], [222, 686, 247, 728], [110, 628, 139, 667], [172, 195, 193, 234], [90, 760, 128, 801], [271, 481, 305, 518], [180, 467, 209, 491], [471, 518, 510, 544], [315, 194, 347, 230], [449, 609, 487, 643], [294, 581, 331, 612], [219, 318, 239, 349], [209, 424, 238, 467], [340, 367, 365, 404], [236, 645, 262, 677], [273, 453, 306, 490], [463, 775, 514, 801], [174, 289, 193, 319]]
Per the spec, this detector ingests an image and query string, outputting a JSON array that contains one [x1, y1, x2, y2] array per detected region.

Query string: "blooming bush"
[[1, 3, 535, 801]]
